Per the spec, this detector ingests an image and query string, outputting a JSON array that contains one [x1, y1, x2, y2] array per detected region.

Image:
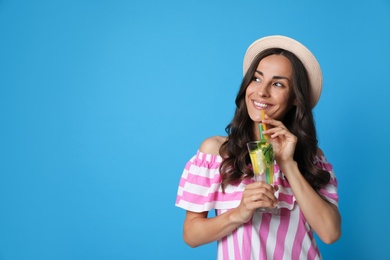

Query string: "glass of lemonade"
[[247, 140, 278, 214], [247, 140, 274, 184]]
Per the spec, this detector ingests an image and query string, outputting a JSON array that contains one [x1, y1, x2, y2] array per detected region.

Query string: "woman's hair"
[[219, 48, 330, 192]]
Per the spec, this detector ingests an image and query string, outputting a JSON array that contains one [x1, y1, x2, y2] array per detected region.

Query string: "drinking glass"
[[247, 140, 278, 214]]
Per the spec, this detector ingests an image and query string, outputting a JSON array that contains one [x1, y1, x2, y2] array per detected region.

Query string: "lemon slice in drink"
[[249, 148, 266, 175]]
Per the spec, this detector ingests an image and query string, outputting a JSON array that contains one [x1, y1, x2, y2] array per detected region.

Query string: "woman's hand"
[[262, 115, 297, 164], [234, 181, 278, 223], [261, 116, 341, 244], [183, 181, 278, 247]]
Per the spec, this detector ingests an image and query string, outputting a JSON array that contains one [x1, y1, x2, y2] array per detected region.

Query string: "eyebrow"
[[255, 70, 291, 82]]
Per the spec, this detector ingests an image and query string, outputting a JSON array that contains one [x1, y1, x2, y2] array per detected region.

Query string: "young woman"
[[175, 35, 341, 260]]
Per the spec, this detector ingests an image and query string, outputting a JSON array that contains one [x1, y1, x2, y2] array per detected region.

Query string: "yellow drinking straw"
[[259, 110, 267, 140], [261, 109, 267, 131]]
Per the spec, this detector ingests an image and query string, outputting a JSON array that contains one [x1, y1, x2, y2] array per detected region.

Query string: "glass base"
[[257, 207, 279, 215]]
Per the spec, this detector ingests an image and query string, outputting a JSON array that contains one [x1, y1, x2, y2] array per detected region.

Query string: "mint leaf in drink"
[[262, 143, 274, 165]]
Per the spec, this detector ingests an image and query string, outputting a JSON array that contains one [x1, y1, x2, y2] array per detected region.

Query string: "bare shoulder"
[[317, 147, 325, 156], [199, 136, 227, 155]]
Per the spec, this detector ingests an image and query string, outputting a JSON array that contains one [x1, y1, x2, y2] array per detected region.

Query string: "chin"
[[249, 115, 261, 123]]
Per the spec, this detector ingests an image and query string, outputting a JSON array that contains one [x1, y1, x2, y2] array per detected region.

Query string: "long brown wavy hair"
[[219, 48, 330, 192]]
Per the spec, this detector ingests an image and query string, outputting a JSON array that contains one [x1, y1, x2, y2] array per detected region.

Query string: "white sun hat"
[[243, 35, 323, 108]]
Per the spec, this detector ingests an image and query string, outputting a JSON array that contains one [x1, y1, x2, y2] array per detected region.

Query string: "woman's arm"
[[263, 118, 341, 244], [183, 179, 278, 247], [183, 210, 240, 247], [278, 159, 341, 244], [182, 136, 278, 247]]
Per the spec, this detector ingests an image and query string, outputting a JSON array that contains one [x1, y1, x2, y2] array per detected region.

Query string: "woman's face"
[[245, 54, 296, 123]]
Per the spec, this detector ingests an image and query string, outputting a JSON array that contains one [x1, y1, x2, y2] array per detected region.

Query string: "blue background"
[[1, 0, 390, 259]]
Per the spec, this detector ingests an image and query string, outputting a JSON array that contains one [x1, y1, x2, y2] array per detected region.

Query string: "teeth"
[[254, 101, 268, 108]]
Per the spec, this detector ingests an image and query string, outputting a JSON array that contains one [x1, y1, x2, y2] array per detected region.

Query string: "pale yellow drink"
[[247, 140, 274, 184]]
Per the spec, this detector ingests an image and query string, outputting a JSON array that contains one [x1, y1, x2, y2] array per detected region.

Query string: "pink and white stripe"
[[176, 151, 338, 260]]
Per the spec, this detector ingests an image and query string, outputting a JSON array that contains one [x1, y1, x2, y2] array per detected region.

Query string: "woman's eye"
[[274, 82, 284, 87], [252, 77, 262, 83]]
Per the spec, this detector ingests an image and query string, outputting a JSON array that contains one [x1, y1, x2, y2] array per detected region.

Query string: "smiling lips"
[[253, 100, 271, 109]]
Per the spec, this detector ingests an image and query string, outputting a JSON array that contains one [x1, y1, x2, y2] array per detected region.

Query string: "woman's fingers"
[[236, 182, 278, 223], [243, 182, 278, 207], [261, 116, 297, 162]]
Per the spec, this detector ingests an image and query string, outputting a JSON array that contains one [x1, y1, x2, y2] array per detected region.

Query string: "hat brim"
[[243, 35, 322, 108]]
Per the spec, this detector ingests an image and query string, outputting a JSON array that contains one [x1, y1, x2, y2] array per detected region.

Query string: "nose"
[[256, 84, 270, 97]]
